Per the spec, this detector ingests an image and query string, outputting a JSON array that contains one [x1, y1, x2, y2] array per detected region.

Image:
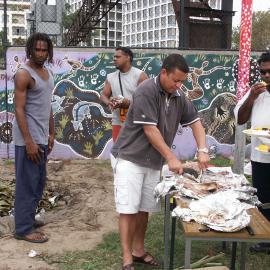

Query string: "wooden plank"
[[181, 208, 270, 240]]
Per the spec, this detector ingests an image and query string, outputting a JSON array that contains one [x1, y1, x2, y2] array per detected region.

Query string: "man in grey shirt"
[[111, 54, 209, 270], [13, 33, 54, 243]]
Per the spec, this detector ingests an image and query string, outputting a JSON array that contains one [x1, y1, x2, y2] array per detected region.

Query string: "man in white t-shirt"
[[100, 47, 148, 141], [234, 52, 270, 253]]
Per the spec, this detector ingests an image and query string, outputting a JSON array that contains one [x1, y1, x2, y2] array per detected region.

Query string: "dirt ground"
[[0, 159, 118, 270]]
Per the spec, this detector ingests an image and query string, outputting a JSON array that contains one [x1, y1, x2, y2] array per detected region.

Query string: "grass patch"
[[44, 212, 270, 270]]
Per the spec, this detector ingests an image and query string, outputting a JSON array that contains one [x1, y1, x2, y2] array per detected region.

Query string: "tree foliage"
[[232, 10, 270, 50]]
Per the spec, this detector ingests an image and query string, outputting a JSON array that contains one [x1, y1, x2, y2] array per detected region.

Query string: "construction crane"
[[64, 0, 121, 46]]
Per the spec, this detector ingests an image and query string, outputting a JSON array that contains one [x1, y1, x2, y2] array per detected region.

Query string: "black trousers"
[[14, 145, 48, 236], [251, 161, 270, 221]]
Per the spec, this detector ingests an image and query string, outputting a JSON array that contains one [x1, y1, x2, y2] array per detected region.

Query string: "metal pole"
[[179, 0, 185, 49]]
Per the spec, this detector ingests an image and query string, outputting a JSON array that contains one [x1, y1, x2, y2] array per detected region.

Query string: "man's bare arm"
[[14, 70, 42, 163], [100, 80, 115, 109], [143, 125, 183, 174]]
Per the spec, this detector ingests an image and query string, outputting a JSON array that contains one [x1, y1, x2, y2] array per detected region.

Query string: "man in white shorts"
[[111, 54, 209, 270]]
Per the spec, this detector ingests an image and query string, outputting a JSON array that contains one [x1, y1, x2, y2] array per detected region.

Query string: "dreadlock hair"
[[26, 32, 53, 63], [116, 47, 133, 63]]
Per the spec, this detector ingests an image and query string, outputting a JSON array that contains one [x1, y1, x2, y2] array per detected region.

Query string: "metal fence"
[[0, 0, 235, 51]]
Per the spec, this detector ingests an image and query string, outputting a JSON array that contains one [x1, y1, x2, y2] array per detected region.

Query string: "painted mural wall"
[[0, 48, 261, 160]]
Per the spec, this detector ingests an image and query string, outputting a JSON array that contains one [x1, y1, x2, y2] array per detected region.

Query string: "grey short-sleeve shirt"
[[111, 75, 199, 170]]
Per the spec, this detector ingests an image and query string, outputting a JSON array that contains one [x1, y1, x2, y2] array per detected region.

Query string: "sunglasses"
[[260, 69, 270, 75]]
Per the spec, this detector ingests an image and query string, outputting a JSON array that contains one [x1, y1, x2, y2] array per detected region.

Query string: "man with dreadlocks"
[[13, 33, 54, 243]]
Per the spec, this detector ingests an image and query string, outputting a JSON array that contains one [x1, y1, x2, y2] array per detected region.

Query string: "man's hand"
[[26, 141, 43, 164], [249, 82, 267, 100], [197, 152, 210, 169], [109, 97, 130, 110], [48, 134, 54, 155], [167, 157, 183, 175]]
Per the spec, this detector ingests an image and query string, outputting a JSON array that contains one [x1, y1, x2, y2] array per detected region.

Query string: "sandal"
[[122, 263, 135, 270], [133, 252, 160, 267], [14, 231, 48, 243]]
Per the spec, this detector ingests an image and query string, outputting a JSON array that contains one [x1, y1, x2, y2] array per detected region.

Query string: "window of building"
[[149, 20, 153, 30], [154, 30, 159, 39], [137, 0, 142, 8], [155, 0, 160, 4], [155, 18, 159, 28], [109, 31, 115, 39], [131, 34, 135, 43], [109, 41, 114, 47], [168, 28, 176, 37], [127, 35, 130, 44], [154, 42, 159, 47], [116, 32, 122, 40], [102, 40, 106, 46], [167, 40, 176, 47], [116, 13, 122, 21], [161, 29, 166, 39], [143, 0, 148, 7], [94, 39, 100, 46], [127, 3, 130, 11], [109, 12, 115, 20], [116, 22, 122, 30], [132, 1, 136, 9], [143, 21, 147, 30], [155, 6, 160, 16], [132, 24, 136, 32], [161, 4, 166, 14], [148, 31, 153, 40], [137, 11, 141, 20], [109, 21, 115, 28], [149, 7, 154, 18], [142, 32, 147, 42], [143, 9, 147, 17], [127, 24, 130, 33], [132, 12, 136, 20], [167, 15, 175, 26], [161, 17, 166, 27], [137, 33, 141, 43], [137, 22, 142, 31], [161, 41, 166, 47], [168, 3, 174, 13]]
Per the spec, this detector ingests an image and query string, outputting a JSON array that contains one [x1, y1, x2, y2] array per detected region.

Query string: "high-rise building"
[[65, 0, 122, 47], [122, 0, 179, 48], [0, 0, 31, 45]]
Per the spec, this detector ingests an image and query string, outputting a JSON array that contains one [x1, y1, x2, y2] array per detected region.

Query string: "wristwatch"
[[197, 147, 209, 154]]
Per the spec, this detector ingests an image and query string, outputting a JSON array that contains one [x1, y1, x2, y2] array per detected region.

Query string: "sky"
[[233, 0, 270, 27]]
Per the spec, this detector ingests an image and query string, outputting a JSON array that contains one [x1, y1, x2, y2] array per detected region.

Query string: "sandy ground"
[[0, 159, 118, 270]]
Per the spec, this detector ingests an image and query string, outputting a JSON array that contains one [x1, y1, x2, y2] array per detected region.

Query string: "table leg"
[[169, 216, 176, 270], [184, 239, 191, 269], [164, 195, 171, 270], [230, 242, 237, 270], [240, 242, 247, 270]]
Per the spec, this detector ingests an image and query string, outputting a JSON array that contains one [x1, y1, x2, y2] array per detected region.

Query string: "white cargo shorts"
[[112, 157, 161, 214]]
